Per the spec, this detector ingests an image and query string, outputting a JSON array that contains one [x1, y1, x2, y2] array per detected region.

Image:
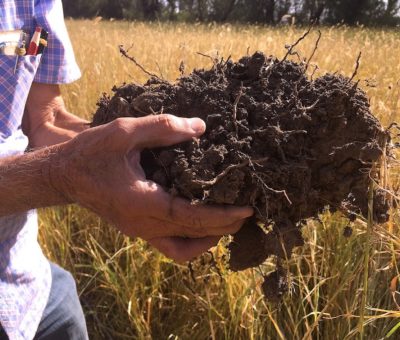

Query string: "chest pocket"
[[0, 54, 41, 138]]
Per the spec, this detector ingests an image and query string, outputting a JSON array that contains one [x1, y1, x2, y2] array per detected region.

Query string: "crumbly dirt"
[[91, 51, 390, 301]]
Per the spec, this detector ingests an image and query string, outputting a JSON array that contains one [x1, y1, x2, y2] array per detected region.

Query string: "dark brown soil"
[[91, 51, 389, 301]]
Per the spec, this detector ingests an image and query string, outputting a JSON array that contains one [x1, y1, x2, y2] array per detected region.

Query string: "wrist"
[[0, 145, 73, 216], [43, 143, 75, 205]]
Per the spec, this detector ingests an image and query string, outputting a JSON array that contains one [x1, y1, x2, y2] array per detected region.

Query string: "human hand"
[[51, 114, 253, 261], [23, 83, 89, 148]]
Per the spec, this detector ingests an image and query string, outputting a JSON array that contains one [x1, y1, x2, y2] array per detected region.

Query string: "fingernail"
[[189, 118, 206, 134]]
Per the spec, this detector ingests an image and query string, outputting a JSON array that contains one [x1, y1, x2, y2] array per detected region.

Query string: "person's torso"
[[0, 1, 78, 338]]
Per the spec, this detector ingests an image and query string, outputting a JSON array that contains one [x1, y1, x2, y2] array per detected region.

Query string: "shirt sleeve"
[[33, 0, 81, 84]]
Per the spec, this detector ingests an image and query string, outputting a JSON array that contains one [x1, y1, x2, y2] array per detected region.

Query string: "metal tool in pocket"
[[0, 30, 29, 74], [0, 30, 21, 53], [14, 33, 28, 74]]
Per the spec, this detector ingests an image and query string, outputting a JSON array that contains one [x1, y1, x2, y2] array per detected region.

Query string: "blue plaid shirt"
[[0, 1, 80, 339]]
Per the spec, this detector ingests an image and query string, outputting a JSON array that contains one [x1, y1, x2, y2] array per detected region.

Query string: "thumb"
[[128, 114, 205, 149]]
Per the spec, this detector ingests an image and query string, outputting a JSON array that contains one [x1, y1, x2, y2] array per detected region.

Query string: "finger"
[[179, 218, 245, 238], [148, 236, 220, 263], [126, 216, 246, 239], [139, 180, 254, 228], [124, 114, 206, 149]]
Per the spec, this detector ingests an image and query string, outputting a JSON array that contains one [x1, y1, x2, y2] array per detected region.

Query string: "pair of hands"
[[51, 114, 253, 262]]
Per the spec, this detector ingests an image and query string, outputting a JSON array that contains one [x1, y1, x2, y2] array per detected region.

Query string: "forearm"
[[23, 82, 89, 148], [0, 114, 253, 262], [0, 145, 70, 217]]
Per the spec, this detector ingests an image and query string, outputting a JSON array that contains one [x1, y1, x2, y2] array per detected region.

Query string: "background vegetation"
[[39, 20, 400, 339], [61, 0, 400, 26]]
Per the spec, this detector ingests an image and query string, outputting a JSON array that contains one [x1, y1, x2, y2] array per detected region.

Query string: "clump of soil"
[[92, 51, 389, 301]]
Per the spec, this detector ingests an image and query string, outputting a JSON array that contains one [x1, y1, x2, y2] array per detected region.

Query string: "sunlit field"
[[39, 20, 400, 339]]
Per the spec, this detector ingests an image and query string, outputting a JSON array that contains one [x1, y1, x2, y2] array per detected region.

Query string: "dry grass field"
[[39, 20, 400, 339]]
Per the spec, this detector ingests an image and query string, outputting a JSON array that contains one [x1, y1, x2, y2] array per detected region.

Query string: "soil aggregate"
[[92, 51, 390, 301]]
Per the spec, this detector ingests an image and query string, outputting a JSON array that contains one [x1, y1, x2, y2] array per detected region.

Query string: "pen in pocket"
[[27, 27, 42, 55]]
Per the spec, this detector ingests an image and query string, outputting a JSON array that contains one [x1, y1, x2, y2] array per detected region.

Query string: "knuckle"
[[111, 117, 128, 133], [185, 216, 207, 235], [109, 118, 132, 142], [183, 225, 206, 238], [191, 216, 204, 229], [156, 114, 178, 132]]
